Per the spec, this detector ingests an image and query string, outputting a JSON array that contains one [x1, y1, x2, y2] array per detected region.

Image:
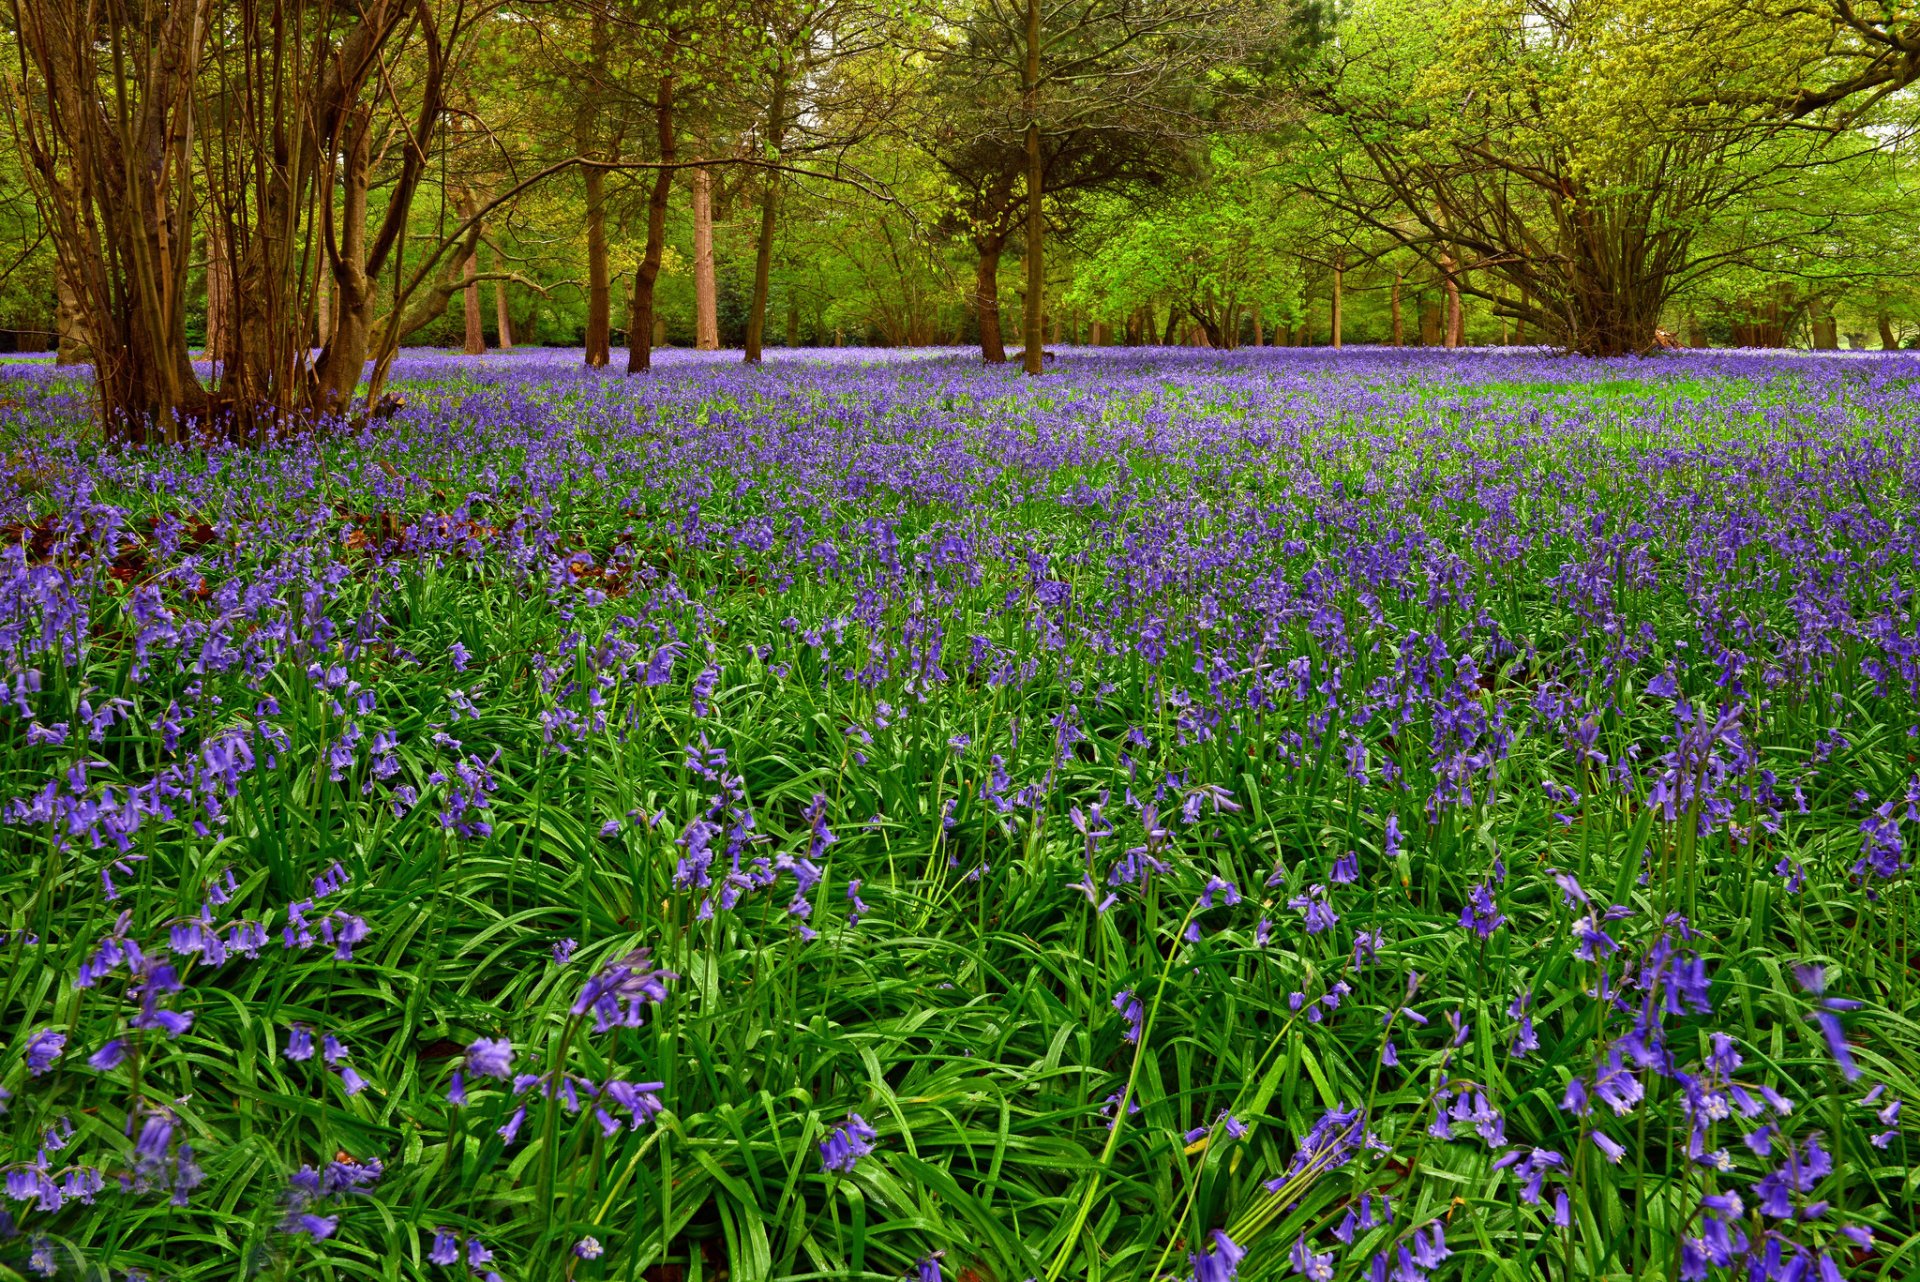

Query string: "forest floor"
[[2, 345, 1918, 1282]]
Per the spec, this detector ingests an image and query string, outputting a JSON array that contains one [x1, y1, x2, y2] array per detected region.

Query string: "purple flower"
[[1191, 1230, 1245, 1282], [575, 1236, 604, 1259], [819, 1112, 878, 1174], [572, 947, 677, 1033], [1288, 1234, 1334, 1281], [1113, 988, 1144, 1043], [24, 1029, 66, 1075], [1287, 885, 1338, 934], [466, 1038, 513, 1080], [285, 1023, 314, 1062]]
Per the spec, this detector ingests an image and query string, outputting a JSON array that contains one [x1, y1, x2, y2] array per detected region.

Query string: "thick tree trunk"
[[1419, 297, 1441, 346], [1809, 297, 1839, 349], [55, 256, 90, 365], [314, 108, 374, 413], [693, 163, 719, 350], [205, 221, 234, 359], [744, 71, 787, 364], [1880, 310, 1899, 350], [1021, 0, 1044, 376], [628, 76, 676, 374], [1162, 302, 1179, 345], [1391, 273, 1403, 347], [976, 237, 1007, 362]]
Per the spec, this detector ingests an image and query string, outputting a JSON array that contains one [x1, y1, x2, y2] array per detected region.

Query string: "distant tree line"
[[2, 0, 1918, 437]]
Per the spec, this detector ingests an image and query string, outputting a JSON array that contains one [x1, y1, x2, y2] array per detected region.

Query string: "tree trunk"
[[1162, 302, 1180, 345], [461, 247, 484, 354], [976, 236, 1008, 362], [314, 254, 330, 350], [629, 76, 677, 374], [693, 163, 719, 350], [205, 221, 234, 359], [314, 107, 374, 413], [583, 167, 611, 367], [1391, 273, 1403, 347], [55, 256, 90, 365], [744, 70, 787, 364], [577, 5, 611, 369], [1021, 0, 1045, 375], [494, 268, 514, 349], [1332, 256, 1343, 351], [1442, 256, 1462, 348], [1419, 297, 1441, 346], [1809, 297, 1839, 349], [786, 293, 800, 347], [1880, 310, 1899, 350]]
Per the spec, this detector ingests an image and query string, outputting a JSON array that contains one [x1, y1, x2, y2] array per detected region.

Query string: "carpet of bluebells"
[[2, 345, 1919, 1282]]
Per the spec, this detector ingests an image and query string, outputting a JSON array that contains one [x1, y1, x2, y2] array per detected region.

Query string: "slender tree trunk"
[[785, 292, 800, 347], [1162, 302, 1179, 345], [1021, 0, 1045, 375], [976, 236, 1007, 362], [1391, 272, 1403, 347], [314, 257, 330, 349], [578, 5, 611, 368], [693, 162, 719, 350], [1332, 255, 1343, 351], [744, 70, 787, 364], [1880, 310, 1899, 350], [1443, 262, 1462, 348], [461, 250, 484, 354], [494, 268, 514, 349], [584, 168, 611, 367], [629, 76, 676, 374], [1252, 312, 1262, 346]]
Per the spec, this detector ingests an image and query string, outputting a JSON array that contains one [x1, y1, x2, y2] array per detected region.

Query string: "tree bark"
[[1021, 0, 1045, 375], [583, 167, 611, 367], [494, 267, 514, 348], [205, 221, 234, 359], [628, 76, 676, 374], [976, 236, 1008, 362], [1809, 297, 1839, 349], [1442, 256, 1462, 348], [1162, 301, 1179, 344], [55, 255, 89, 365], [1880, 310, 1900, 350], [1332, 255, 1344, 351], [1391, 273, 1403, 347], [744, 70, 787, 364], [693, 163, 719, 350]]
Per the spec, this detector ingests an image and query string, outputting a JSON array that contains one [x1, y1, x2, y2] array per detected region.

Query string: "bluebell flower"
[[819, 1112, 878, 1174], [1191, 1230, 1244, 1282], [24, 1029, 65, 1075]]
